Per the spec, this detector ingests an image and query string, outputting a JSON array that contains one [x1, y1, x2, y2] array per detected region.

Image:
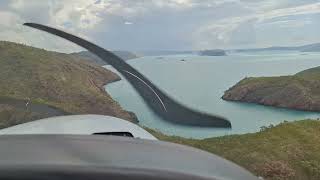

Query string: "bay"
[[104, 51, 320, 138]]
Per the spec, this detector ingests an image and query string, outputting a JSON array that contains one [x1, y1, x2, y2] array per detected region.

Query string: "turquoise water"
[[104, 51, 320, 139]]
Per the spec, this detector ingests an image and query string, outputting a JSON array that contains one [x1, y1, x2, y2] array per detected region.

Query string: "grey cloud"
[[0, 0, 319, 52]]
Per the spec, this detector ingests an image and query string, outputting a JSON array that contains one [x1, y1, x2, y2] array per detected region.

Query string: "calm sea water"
[[104, 51, 320, 139]]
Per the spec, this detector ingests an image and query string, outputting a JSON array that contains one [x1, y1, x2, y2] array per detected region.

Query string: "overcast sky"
[[0, 0, 319, 52]]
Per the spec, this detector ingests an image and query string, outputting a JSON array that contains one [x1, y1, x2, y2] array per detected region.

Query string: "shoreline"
[[103, 76, 139, 124], [222, 97, 320, 113]]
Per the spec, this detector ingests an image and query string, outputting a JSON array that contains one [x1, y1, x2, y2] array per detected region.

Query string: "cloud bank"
[[0, 0, 319, 52]]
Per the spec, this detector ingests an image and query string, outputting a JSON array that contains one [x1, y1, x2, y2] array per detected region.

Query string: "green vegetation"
[[222, 66, 320, 111], [146, 120, 320, 180], [0, 103, 46, 129], [0, 41, 136, 128]]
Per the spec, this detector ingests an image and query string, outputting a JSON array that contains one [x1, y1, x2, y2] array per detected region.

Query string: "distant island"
[[139, 49, 227, 56], [0, 41, 137, 128], [136, 42, 320, 57], [222, 66, 320, 112], [71, 50, 139, 66], [138, 50, 193, 56], [234, 42, 320, 53], [198, 49, 227, 56], [70, 42, 320, 62]]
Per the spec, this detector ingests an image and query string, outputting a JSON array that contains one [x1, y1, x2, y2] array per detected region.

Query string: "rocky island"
[[198, 49, 227, 56], [222, 66, 320, 111], [0, 41, 137, 128]]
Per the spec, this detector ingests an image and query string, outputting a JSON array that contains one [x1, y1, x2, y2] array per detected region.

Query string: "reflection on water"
[[104, 51, 320, 138]]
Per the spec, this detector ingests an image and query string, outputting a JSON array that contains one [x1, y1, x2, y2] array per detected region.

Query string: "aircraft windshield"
[[0, 1, 320, 179]]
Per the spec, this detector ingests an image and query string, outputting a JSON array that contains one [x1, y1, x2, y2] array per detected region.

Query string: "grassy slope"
[[0, 41, 136, 128], [146, 120, 320, 180], [222, 66, 320, 111], [0, 104, 44, 128]]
